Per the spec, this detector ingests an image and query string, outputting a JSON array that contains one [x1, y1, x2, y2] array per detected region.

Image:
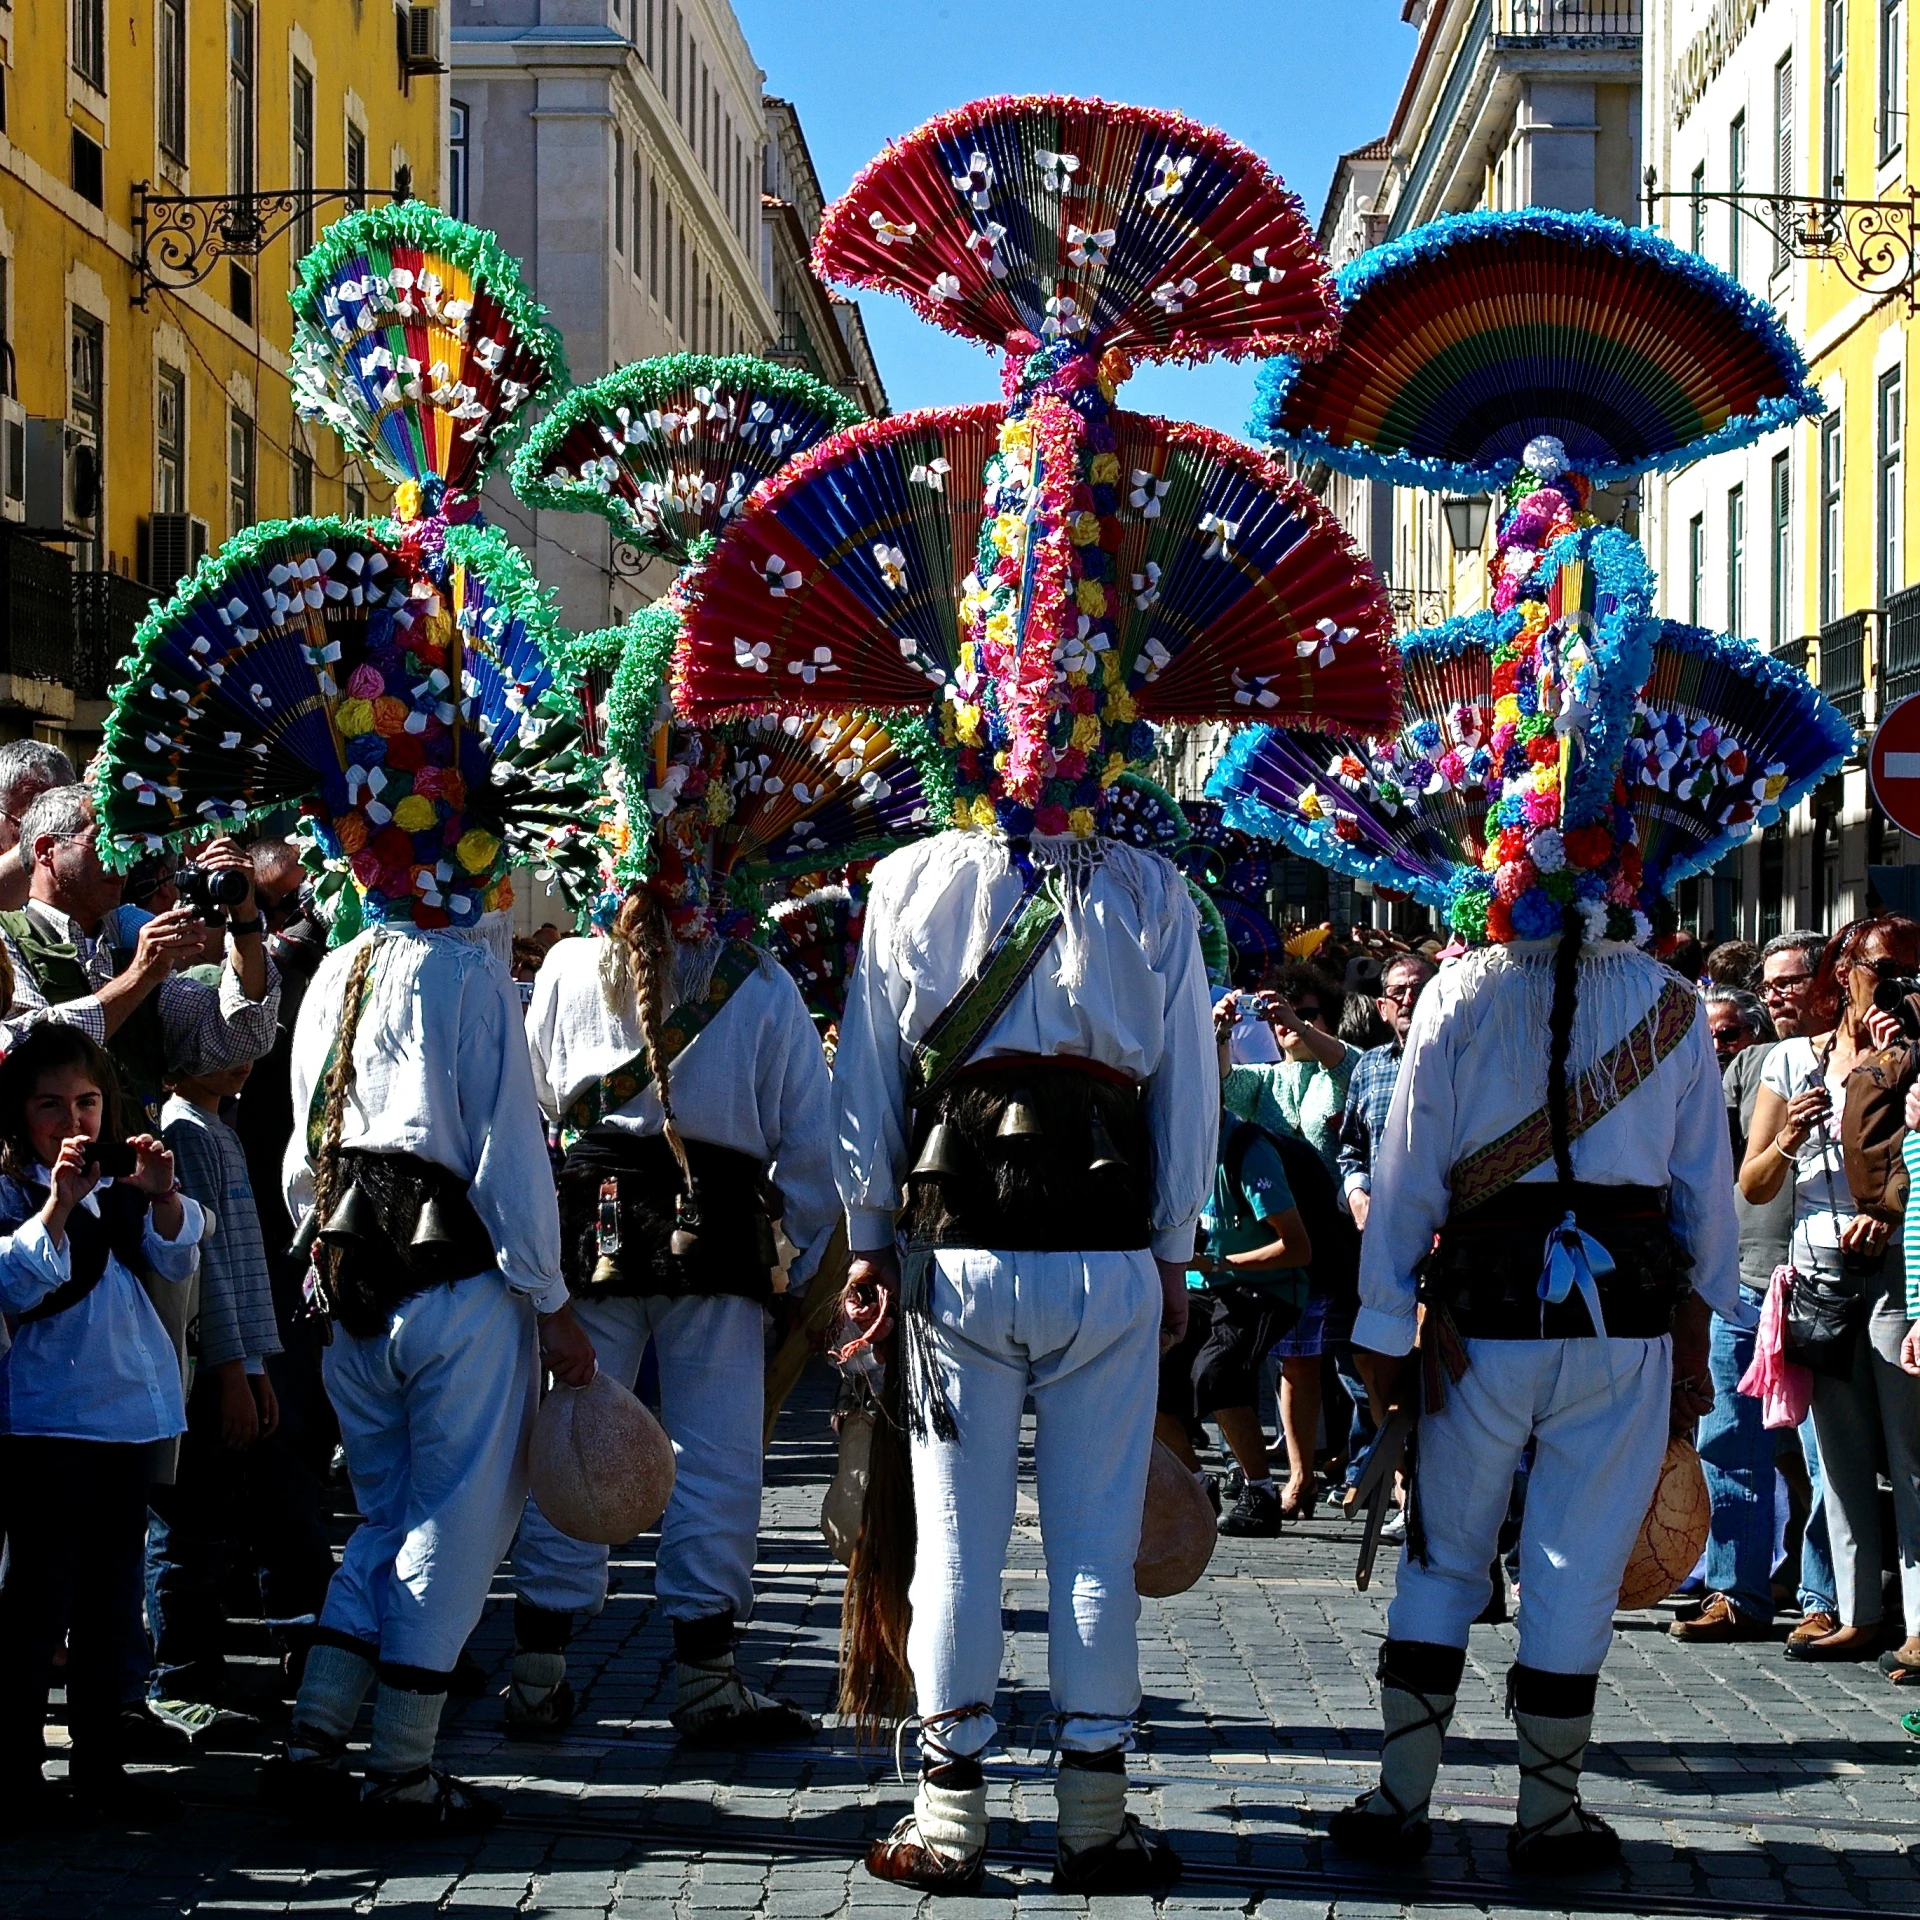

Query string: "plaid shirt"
[[1337, 1039, 1405, 1200]]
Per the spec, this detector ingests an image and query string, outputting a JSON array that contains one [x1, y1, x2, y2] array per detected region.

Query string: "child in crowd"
[[0, 1025, 205, 1827], [147, 1060, 282, 1734]]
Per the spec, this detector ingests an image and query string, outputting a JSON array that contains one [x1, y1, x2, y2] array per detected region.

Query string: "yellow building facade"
[[0, 1, 443, 750]]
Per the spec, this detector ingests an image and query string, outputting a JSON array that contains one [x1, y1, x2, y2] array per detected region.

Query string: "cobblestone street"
[[7, 1368, 1918, 1920]]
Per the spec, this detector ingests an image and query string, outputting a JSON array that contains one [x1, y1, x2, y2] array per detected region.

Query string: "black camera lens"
[[178, 864, 250, 925]]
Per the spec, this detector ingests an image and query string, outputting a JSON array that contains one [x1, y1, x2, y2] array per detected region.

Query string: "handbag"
[[1736, 1264, 1813, 1428], [1781, 1263, 1866, 1380]]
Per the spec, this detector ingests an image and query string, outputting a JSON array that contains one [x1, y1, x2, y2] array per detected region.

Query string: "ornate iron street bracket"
[[609, 541, 656, 583], [1387, 584, 1450, 633], [1643, 167, 1919, 310], [132, 183, 409, 308]]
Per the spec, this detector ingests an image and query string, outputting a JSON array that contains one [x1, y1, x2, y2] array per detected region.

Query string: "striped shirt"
[[163, 1098, 281, 1371]]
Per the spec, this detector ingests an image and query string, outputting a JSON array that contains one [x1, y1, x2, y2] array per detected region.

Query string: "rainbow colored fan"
[[678, 405, 1396, 770], [815, 95, 1338, 366], [289, 203, 567, 507], [94, 517, 595, 928], [1251, 209, 1822, 491], [510, 355, 863, 566], [1620, 621, 1854, 910], [762, 883, 866, 1025]]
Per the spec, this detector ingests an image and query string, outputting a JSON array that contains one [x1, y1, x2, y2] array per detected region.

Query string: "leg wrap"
[[1055, 1751, 1128, 1852], [290, 1641, 376, 1753], [913, 1762, 988, 1863], [1359, 1640, 1464, 1825], [366, 1683, 446, 1790], [1512, 1710, 1594, 1845]]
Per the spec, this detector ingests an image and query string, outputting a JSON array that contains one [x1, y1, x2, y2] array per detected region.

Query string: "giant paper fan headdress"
[[510, 354, 862, 567], [98, 206, 598, 930], [1250, 209, 1821, 492], [680, 95, 1397, 842]]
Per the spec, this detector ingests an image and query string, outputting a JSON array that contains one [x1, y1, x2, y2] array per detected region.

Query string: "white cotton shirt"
[[1356, 940, 1749, 1357], [523, 934, 841, 1286], [832, 831, 1218, 1263], [282, 922, 567, 1315], [1758, 1035, 1858, 1264]]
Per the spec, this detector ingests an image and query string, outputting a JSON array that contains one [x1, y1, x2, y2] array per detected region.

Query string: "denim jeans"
[[1698, 1290, 1778, 1620], [1797, 1414, 1837, 1615]]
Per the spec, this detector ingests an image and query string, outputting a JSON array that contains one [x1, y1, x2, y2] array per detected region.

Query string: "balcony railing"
[[72, 571, 154, 700], [1496, 0, 1640, 32], [0, 539, 155, 700], [1818, 612, 1868, 732], [1773, 634, 1811, 673], [1882, 585, 1920, 712]]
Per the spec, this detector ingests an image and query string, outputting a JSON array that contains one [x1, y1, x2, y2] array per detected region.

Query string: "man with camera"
[[0, 786, 279, 1128]]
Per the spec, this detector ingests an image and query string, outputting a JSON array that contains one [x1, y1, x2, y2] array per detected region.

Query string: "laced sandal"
[[1506, 1801, 1621, 1875], [1052, 1812, 1182, 1892], [672, 1658, 818, 1749], [359, 1766, 502, 1836], [1325, 1680, 1451, 1866], [504, 1677, 577, 1738], [261, 1729, 360, 1818], [865, 1812, 987, 1892]]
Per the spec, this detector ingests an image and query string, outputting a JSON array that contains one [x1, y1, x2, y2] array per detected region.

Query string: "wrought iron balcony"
[[1817, 612, 1868, 732], [1496, 1, 1640, 35], [1883, 585, 1920, 713]]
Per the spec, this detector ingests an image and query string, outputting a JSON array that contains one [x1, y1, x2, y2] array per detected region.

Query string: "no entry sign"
[[1869, 694, 1920, 834]]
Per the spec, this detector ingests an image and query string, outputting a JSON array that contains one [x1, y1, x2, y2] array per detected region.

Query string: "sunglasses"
[[1292, 1003, 1326, 1023]]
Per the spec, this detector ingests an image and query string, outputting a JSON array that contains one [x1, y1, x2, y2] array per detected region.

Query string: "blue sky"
[[734, 1, 1415, 435]]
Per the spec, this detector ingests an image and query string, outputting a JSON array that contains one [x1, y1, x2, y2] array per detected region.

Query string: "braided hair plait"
[[309, 936, 380, 1294], [1545, 905, 1583, 1190], [613, 890, 693, 1184]]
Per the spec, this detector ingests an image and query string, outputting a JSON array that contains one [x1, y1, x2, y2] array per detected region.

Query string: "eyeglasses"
[[1379, 983, 1422, 1004], [1292, 1003, 1325, 1024], [1760, 973, 1811, 998], [1709, 1025, 1749, 1048]]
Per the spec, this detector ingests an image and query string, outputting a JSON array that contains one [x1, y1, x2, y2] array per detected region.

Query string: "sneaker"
[[145, 1698, 248, 1743], [1217, 1482, 1283, 1537], [1667, 1593, 1772, 1643], [1380, 1505, 1407, 1542]]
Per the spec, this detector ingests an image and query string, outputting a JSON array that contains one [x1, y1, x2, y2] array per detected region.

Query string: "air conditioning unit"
[[147, 511, 209, 595], [0, 398, 25, 524], [402, 5, 445, 74], [23, 419, 97, 532]]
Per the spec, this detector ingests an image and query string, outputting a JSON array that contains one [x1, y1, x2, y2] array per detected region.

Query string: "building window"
[[228, 404, 256, 537], [1689, 163, 1706, 254], [614, 130, 626, 257], [632, 152, 643, 269], [1775, 55, 1795, 274], [71, 311, 104, 439], [291, 63, 315, 256], [71, 131, 105, 208], [158, 0, 187, 163], [1760, 819, 1786, 939], [1820, 410, 1844, 624], [228, 2, 255, 198], [644, 0, 654, 69], [1770, 449, 1792, 648], [1728, 113, 1746, 282], [679, 229, 688, 338], [289, 446, 313, 519], [156, 363, 185, 514], [345, 474, 366, 520], [1688, 513, 1706, 623], [448, 101, 469, 221], [1879, 365, 1904, 604], [648, 176, 660, 296], [1824, 0, 1847, 194], [674, 6, 684, 128], [346, 122, 367, 209], [1727, 483, 1746, 632], [73, 0, 105, 91], [1882, 0, 1905, 162]]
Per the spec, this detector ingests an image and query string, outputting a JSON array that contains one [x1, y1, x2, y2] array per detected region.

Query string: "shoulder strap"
[[0, 908, 92, 1009], [11, 1184, 149, 1326], [1449, 975, 1699, 1211], [562, 939, 761, 1137], [908, 874, 1064, 1104]]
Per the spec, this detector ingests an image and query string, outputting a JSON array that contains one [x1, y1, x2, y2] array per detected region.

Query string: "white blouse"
[[1356, 941, 1749, 1356], [831, 831, 1218, 1263]]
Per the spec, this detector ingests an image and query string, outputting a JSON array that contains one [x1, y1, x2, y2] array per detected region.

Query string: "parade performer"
[[504, 356, 942, 1742], [678, 95, 1399, 1890], [1217, 210, 1842, 1872], [92, 201, 607, 1832]]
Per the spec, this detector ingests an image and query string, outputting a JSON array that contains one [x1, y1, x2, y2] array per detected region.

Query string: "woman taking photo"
[[1741, 915, 1920, 1667]]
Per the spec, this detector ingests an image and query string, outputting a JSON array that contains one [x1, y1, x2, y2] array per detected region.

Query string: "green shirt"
[[1189, 1120, 1306, 1305], [1223, 1043, 1359, 1175]]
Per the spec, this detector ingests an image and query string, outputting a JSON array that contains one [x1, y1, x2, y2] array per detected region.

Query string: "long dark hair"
[[1806, 913, 1920, 1034], [0, 1024, 123, 1178]]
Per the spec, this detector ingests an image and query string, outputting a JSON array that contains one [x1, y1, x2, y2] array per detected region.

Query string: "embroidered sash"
[[907, 876, 1064, 1104], [561, 939, 761, 1136], [1447, 977, 1700, 1210]]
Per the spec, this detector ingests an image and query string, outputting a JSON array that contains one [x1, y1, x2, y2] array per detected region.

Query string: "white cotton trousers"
[[1388, 1335, 1672, 1674], [511, 1291, 765, 1624], [318, 1275, 540, 1675], [907, 1247, 1161, 1759]]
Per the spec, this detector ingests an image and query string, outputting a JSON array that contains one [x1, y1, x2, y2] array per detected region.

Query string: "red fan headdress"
[[681, 96, 1395, 839]]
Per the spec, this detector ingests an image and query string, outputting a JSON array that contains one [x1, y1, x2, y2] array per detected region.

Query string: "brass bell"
[[1087, 1109, 1128, 1175], [669, 1190, 703, 1259], [996, 1092, 1044, 1140], [289, 1208, 320, 1260], [412, 1196, 459, 1251], [318, 1183, 381, 1248], [910, 1120, 967, 1178]]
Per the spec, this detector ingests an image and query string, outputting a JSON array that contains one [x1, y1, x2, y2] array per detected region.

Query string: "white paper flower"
[[1230, 247, 1285, 295], [872, 543, 908, 592], [869, 212, 917, 246], [929, 272, 963, 303], [909, 458, 951, 492], [1129, 471, 1170, 518], [1036, 149, 1081, 195], [951, 151, 995, 208], [1131, 562, 1162, 612], [1144, 153, 1194, 207], [734, 638, 772, 673], [1199, 512, 1238, 561], [1066, 225, 1116, 269], [762, 555, 803, 596], [788, 646, 840, 684], [1152, 277, 1199, 314]]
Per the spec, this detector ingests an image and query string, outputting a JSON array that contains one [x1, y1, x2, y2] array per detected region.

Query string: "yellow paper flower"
[[969, 793, 999, 831], [1090, 452, 1120, 485], [1068, 512, 1101, 547], [984, 609, 1014, 649], [1101, 751, 1128, 786], [334, 698, 375, 737], [392, 794, 438, 833], [998, 419, 1033, 454], [1531, 763, 1557, 795], [1067, 807, 1096, 839], [393, 481, 423, 524], [1105, 688, 1138, 725], [952, 796, 974, 829], [488, 875, 515, 912], [456, 828, 500, 874], [1075, 579, 1108, 617], [1494, 694, 1522, 725], [705, 781, 732, 823], [1101, 650, 1124, 688], [1070, 713, 1101, 752], [954, 703, 983, 746], [993, 513, 1027, 558]]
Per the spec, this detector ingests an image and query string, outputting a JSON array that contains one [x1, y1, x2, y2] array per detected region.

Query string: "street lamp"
[[1441, 494, 1492, 553]]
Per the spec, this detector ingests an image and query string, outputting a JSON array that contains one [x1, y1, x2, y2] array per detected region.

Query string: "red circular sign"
[[1869, 694, 1920, 835]]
